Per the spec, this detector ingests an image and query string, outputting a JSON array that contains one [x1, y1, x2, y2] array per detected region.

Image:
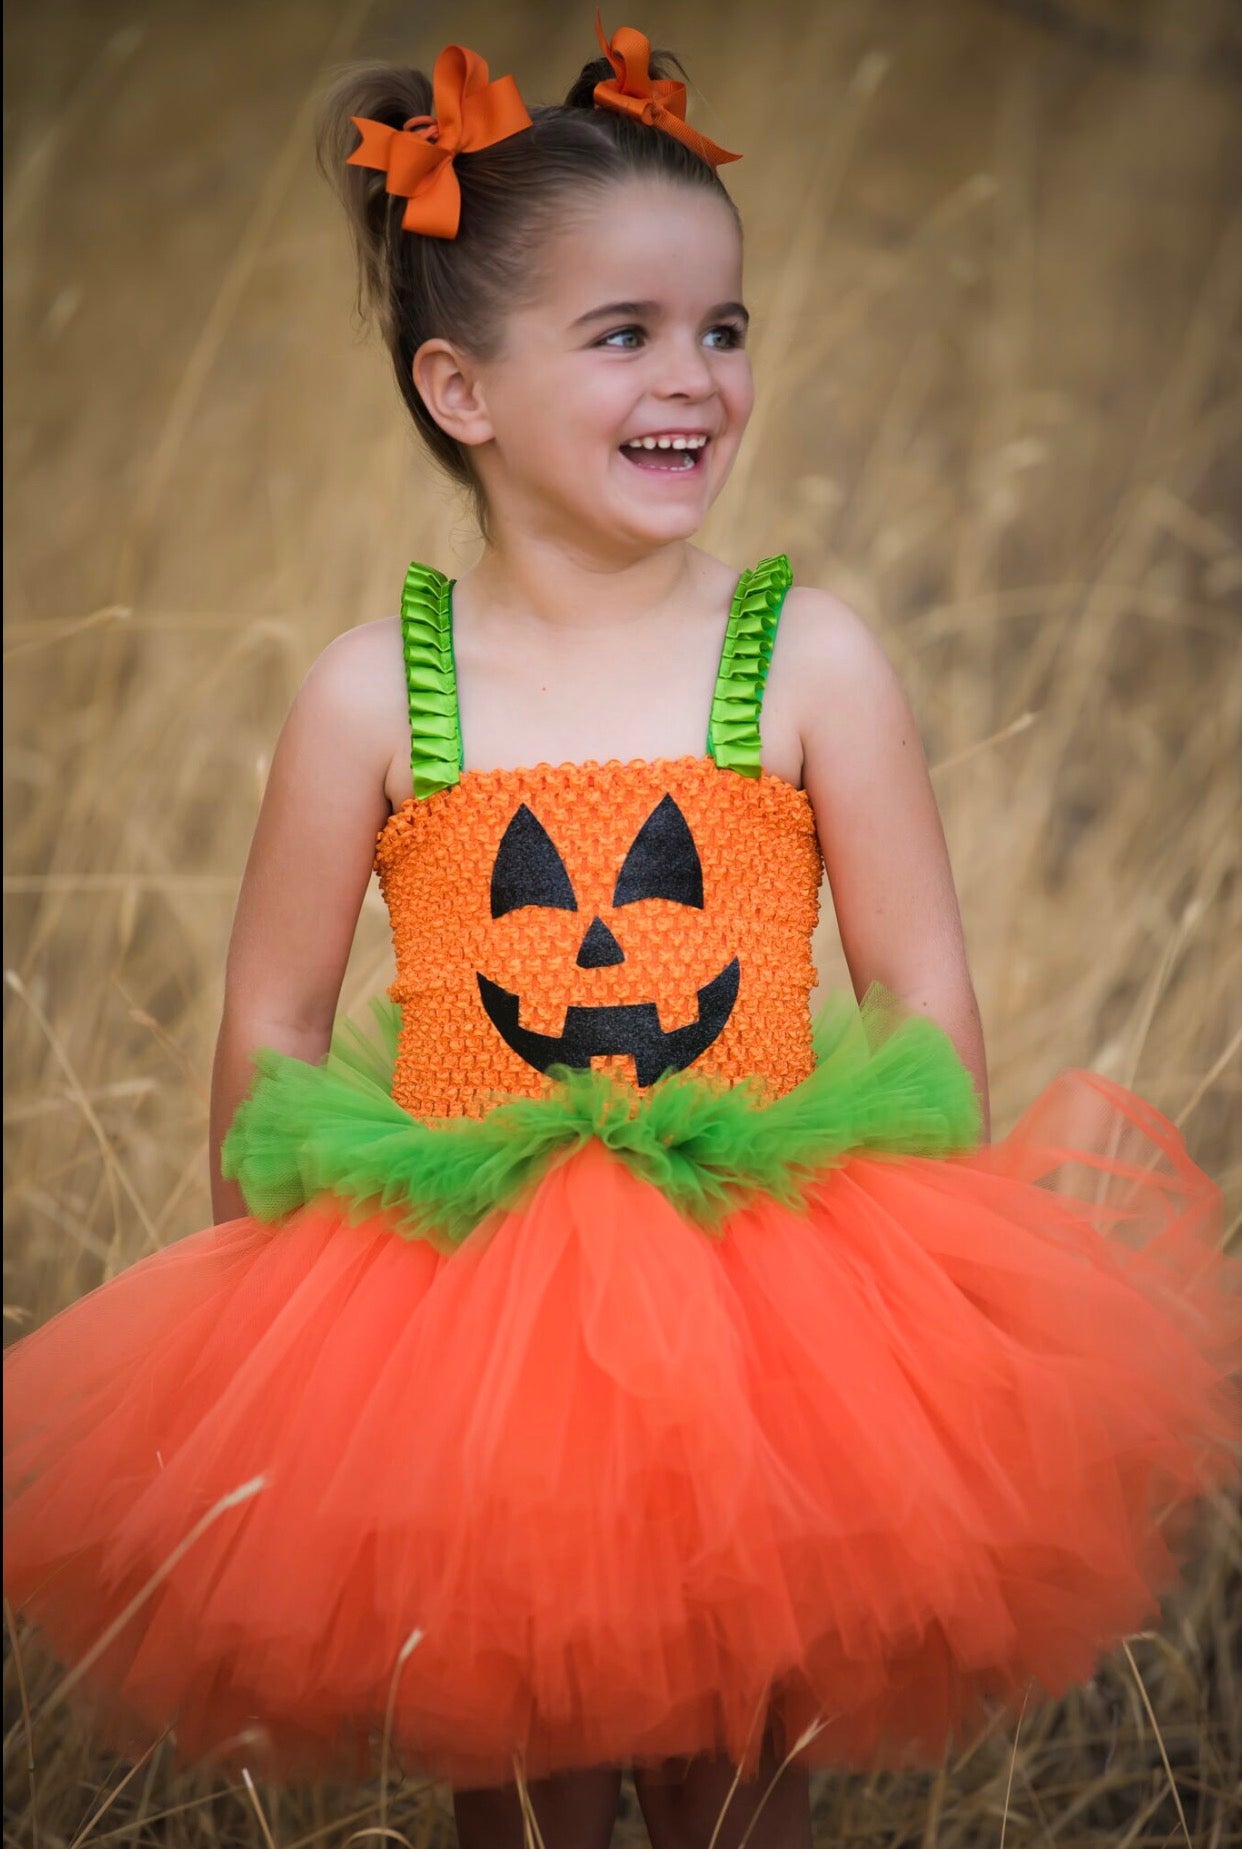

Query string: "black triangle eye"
[[612, 794, 704, 909], [491, 805, 578, 918]]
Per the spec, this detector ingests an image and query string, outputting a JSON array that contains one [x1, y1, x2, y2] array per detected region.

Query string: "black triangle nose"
[[576, 916, 625, 968]]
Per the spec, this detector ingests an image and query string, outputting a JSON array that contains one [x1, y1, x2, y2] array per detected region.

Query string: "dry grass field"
[[4, 0, 1241, 1843]]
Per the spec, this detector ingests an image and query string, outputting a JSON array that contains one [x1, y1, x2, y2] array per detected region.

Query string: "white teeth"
[[624, 435, 708, 451]]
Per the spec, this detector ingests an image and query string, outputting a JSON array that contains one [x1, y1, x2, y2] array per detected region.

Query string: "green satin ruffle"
[[401, 561, 462, 801], [221, 985, 982, 1249], [706, 553, 793, 777]]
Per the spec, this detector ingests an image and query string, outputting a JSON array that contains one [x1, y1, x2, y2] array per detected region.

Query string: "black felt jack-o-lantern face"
[[477, 794, 740, 1085]]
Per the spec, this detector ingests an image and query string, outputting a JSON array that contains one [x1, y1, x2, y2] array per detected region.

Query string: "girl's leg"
[[633, 1722, 813, 1849], [452, 1764, 623, 1849]]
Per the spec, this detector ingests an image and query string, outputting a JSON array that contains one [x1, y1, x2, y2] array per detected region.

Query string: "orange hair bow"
[[347, 44, 532, 239], [592, 13, 740, 170]]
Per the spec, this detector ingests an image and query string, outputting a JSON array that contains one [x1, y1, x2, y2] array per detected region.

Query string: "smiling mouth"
[[619, 437, 709, 474], [477, 958, 740, 1087]]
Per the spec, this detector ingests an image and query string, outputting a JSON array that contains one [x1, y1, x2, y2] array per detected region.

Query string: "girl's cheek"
[[728, 366, 755, 430]]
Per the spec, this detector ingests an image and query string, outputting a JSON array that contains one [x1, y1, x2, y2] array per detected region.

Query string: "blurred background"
[[4, 1, 1240, 1844]]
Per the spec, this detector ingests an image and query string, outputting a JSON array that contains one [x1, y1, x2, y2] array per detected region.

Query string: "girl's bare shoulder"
[[770, 584, 920, 779], [777, 585, 892, 681], [301, 613, 405, 708], [286, 615, 411, 799]]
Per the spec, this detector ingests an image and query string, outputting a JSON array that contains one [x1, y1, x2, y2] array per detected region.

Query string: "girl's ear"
[[412, 339, 495, 448]]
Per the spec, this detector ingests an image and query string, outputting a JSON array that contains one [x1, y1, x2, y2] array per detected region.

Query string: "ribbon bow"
[[346, 44, 532, 239], [592, 14, 740, 170]]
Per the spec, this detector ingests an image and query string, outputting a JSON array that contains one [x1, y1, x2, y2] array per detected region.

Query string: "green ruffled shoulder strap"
[[705, 554, 794, 776], [400, 561, 462, 800]]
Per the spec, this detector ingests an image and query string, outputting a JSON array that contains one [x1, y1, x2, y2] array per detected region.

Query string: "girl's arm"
[[789, 592, 991, 1141], [209, 627, 399, 1220]]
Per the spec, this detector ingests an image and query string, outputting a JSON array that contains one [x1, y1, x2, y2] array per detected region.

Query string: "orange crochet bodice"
[[373, 559, 823, 1121]]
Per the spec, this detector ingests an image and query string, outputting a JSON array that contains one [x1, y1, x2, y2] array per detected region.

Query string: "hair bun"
[[317, 61, 435, 174], [563, 55, 615, 109], [564, 41, 687, 111]]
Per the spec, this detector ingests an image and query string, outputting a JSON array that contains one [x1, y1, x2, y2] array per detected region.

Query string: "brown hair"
[[315, 48, 738, 532]]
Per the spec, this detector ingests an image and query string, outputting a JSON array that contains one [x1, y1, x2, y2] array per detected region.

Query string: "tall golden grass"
[[4, 0, 1240, 1843]]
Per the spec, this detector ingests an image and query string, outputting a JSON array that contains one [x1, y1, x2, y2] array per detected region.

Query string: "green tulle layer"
[[222, 985, 981, 1248]]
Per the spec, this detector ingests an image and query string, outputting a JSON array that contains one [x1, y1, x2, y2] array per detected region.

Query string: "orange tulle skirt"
[[5, 1069, 1241, 1789]]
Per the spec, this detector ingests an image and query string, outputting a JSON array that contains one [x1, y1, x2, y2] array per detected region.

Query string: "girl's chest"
[[437, 603, 807, 798]]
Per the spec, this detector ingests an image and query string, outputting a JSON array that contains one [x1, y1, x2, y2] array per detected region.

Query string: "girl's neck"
[[459, 529, 705, 634]]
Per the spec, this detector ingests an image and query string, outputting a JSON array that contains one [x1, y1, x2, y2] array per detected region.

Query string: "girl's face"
[[469, 179, 753, 557]]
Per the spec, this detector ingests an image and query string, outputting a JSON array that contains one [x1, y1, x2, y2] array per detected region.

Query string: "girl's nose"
[[653, 337, 715, 400]]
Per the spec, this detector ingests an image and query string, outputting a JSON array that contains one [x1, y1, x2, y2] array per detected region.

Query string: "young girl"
[[5, 22, 1241, 1849]]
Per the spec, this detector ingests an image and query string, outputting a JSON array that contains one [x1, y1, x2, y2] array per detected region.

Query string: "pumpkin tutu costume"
[[5, 554, 1241, 1789]]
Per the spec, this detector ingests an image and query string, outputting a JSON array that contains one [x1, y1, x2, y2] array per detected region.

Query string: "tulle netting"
[[5, 1066, 1240, 1788]]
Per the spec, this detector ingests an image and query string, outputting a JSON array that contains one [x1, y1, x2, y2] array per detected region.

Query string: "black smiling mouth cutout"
[[477, 793, 739, 1086], [477, 959, 740, 1088]]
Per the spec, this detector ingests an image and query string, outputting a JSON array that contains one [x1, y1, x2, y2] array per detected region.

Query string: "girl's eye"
[[595, 323, 747, 352]]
